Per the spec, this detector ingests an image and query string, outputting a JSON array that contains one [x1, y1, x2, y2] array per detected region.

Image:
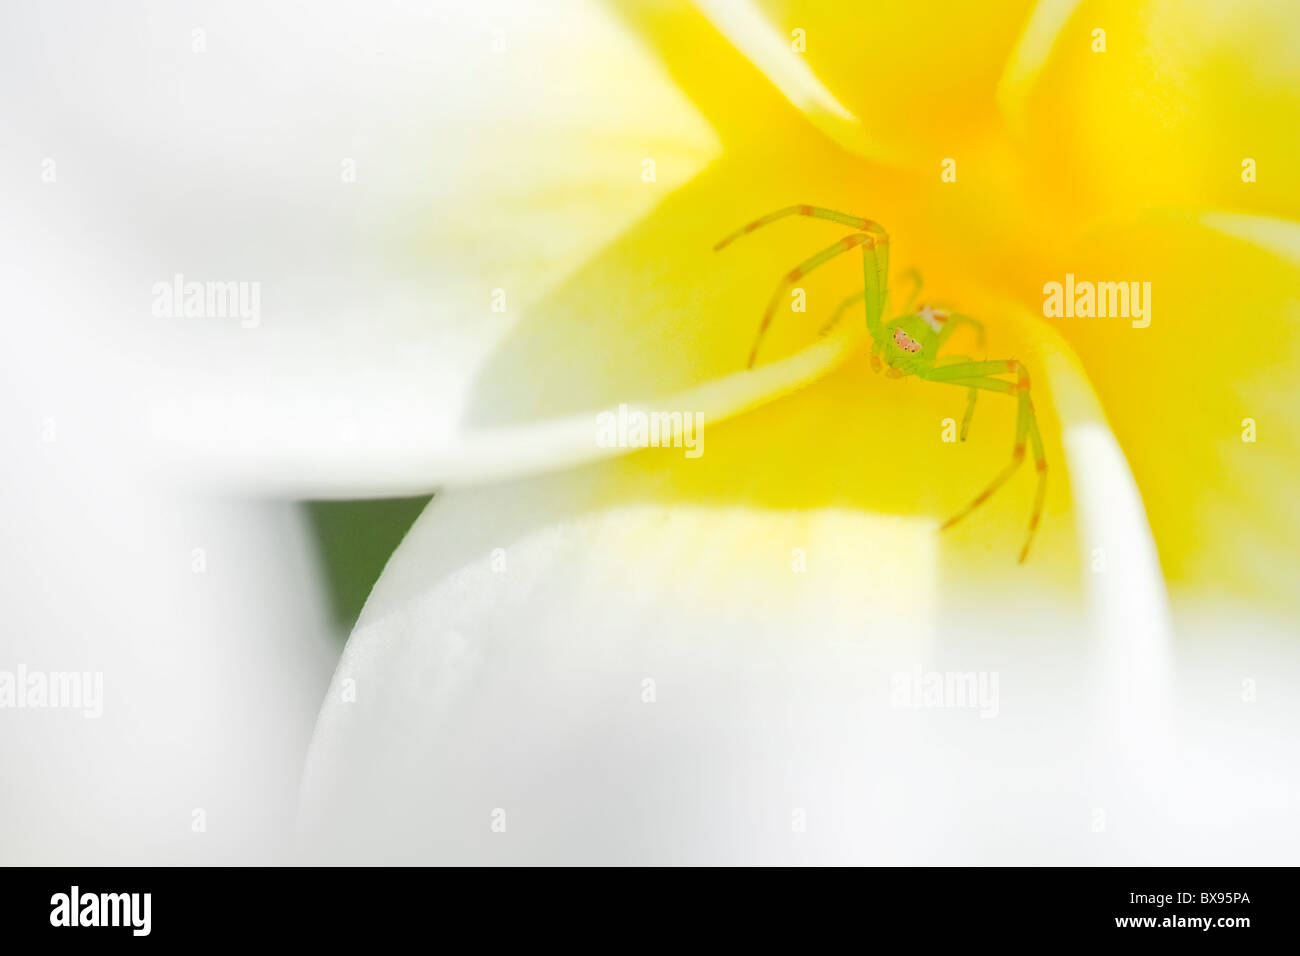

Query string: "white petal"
[[153, 311, 868, 496], [295, 325, 1291, 864], [0, 325, 337, 861], [2, 0, 724, 494]]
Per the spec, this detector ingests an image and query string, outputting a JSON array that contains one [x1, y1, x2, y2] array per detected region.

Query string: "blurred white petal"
[[1, 0, 728, 495], [0, 317, 337, 862]]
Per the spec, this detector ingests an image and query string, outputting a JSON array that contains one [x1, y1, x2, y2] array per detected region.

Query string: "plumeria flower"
[[7, 0, 1298, 863], [291, 0, 1300, 863]]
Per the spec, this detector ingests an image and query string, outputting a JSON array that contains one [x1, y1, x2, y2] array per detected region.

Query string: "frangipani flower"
[[287, 0, 1300, 864], [11, 1, 1295, 862]]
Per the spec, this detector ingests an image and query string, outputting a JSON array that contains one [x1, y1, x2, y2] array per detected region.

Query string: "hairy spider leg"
[[818, 286, 916, 339], [714, 205, 890, 366], [934, 355, 979, 440], [898, 268, 923, 314], [923, 360, 1048, 562], [821, 284, 922, 342], [712, 205, 882, 251], [818, 290, 865, 337], [743, 232, 886, 368], [936, 311, 986, 349], [933, 316, 988, 440], [934, 372, 1029, 533]]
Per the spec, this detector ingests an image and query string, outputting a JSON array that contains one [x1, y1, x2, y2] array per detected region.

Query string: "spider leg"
[[713, 204, 883, 250], [744, 231, 883, 368], [930, 373, 1028, 532], [928, 359, 1024, 380], [870, 341, 884, 374], [936, 311, 986, 349], [898, 268, 923, 314], [922, 361, 1047, 562], [934, 355, 978, 440], [961, 387, 978, 442], [817, 290, 865, 337], [714, 204, 891, 366]]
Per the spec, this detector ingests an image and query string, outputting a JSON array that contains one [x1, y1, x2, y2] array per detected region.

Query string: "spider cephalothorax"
[[714, 205, 1047, 562], [892, 326, 924, 353]]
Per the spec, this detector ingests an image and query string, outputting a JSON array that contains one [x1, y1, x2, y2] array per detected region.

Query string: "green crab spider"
[[714, 204, 1047, 563]]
